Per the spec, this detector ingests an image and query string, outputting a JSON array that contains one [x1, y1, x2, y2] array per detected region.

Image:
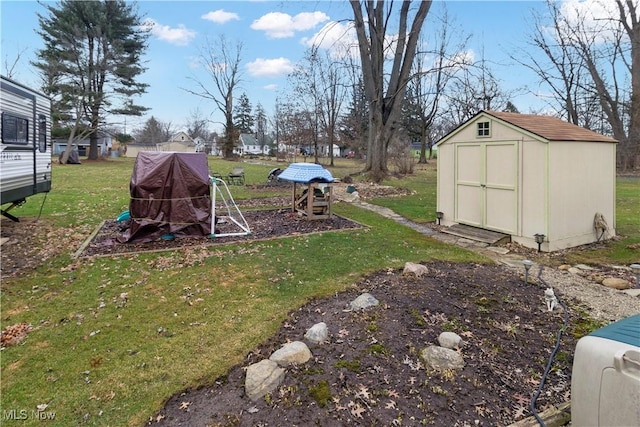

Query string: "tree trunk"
[[419, 123, 428, 164], [351, 0, 432, 181]]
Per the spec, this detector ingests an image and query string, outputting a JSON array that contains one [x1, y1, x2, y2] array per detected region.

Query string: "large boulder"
[[269, 341, 312, 366], [403, 262, 429, 278], [245, 359, 285, 402], [602, 277, 632, 290], [437, 332, 464, 349], [350, 293, 379, 310], [305, 322, 329, 344], [420, 345, 465, 370]]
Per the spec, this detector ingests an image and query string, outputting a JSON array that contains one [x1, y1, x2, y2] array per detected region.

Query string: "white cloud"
[[141, 18, 196, 46], [251, 11, 329, 39], [246, 58, 294, 77], [201, 9, 240, 24], [302, 21, 358, 59], [263, 84, 278, 91], [559, 0, 621, 44]]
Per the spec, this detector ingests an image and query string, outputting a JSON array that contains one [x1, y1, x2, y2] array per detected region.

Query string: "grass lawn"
[[1, 156, 637, 426]]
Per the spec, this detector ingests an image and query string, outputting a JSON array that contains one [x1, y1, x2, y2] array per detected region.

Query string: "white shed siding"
[[436, 140, 455, 226], [518, 138, 547, 245], [546, 141, 616, 250]]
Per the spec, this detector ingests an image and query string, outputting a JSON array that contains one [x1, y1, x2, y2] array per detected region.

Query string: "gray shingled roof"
[[485, 110, 617, 143]]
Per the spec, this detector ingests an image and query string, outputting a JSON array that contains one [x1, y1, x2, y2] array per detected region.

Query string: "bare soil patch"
[[151, 261, 580, 426], [78, 208, 362, 258]]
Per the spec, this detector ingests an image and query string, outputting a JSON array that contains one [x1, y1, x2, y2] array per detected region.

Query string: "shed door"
[[455, 142, 517, 234]]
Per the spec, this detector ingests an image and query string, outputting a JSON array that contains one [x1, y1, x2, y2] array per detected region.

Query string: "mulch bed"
[[79, 208, 363, 257], [151, 261, 580, 427]]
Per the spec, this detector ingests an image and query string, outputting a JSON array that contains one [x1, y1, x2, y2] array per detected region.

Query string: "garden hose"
[[529, 266, 570, 427]]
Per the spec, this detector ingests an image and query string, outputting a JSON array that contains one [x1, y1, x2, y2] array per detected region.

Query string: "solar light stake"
[[436, 211, 443, 225], [522, 260, 533, 284], [534, 233, 545, 253], [631, 264, 640, 287]]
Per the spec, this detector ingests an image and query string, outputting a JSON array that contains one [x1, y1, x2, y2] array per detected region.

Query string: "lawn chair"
[[227, 167, 245, 185]]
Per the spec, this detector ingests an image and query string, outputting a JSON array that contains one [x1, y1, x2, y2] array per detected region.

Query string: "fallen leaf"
[[350, 403, 365, 418], [179, 401, 191, 410]]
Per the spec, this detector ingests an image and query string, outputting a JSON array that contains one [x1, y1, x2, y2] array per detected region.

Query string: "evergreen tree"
[[338, 78, 368, 156], [233, 92, 254, 134], [33, 0, 149, 160], [254, 102, 268, 149]]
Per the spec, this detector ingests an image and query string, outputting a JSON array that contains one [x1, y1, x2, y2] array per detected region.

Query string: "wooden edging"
[[507, 402, 571, 427], [73, 220, 106, 259], [73, 214, 368, 259]]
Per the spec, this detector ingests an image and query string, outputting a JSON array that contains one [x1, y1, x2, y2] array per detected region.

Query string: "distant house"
[[126, 131, 198, 158], [238, 133, 269, 156], [52, 132, 112, 156]]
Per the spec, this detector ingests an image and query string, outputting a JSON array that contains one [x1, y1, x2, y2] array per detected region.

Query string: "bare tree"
[[442, 53, 512, 128], [185, 35, 243, 158], [185, 108, 210, 141], [524, 0, 639, 170], [289, 48, 348, 165], [403, 8, 470, 163], [515, 2, 589, 125], [350, 0, 432, 181], [134, 116, 173, 144], [3, 47, 28, 79]]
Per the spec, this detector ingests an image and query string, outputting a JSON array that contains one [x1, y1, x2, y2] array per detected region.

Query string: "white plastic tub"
[[571, 314, 640, 426]]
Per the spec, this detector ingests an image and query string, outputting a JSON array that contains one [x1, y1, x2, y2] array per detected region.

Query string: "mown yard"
[[1, 156, 637, 426]]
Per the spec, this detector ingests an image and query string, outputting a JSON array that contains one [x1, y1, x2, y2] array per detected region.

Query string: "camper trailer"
[[0, 75, 52, 221]]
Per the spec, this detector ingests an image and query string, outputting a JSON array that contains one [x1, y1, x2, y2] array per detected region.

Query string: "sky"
[[1, 0, 560, 136]]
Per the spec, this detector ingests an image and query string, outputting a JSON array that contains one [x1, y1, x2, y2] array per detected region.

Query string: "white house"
[[238, 133, 269, 156], [436, 110, 618, 252]]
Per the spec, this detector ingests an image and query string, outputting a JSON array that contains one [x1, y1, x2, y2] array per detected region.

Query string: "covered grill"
[[278, 163, 335, 220]]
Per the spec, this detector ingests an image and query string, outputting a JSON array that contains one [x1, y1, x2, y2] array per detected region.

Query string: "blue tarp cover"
[[277, 163, 334, 183]]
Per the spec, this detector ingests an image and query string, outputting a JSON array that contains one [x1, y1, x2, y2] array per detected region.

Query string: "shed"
[[436, 110, 617, 252]]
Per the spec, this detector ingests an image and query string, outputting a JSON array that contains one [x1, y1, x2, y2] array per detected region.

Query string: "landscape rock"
[[602, 277, 632, 290], [403, 262, 429, 278], [304, 322, 328, 344], [269, 341, 312, 366], [350, 293, 379, 310], [420, 345, 465, 370], [621, 288, 640, 297], [437, 332, 463, 349], [575, 264, 595, 271], [245, 359, 285, 402], [568, 267, 581, 275]]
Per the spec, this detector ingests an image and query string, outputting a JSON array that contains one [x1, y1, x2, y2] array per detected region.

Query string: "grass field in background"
[[1, 156, 637, 425]]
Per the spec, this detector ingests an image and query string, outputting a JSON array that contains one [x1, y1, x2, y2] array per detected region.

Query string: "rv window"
[[2, 113, 29, 145], [38, 114, 47, 152]]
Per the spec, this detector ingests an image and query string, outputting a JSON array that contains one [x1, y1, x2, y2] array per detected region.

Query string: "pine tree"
[[33, 0, 149, 160], [233, 93, 254, 134]]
